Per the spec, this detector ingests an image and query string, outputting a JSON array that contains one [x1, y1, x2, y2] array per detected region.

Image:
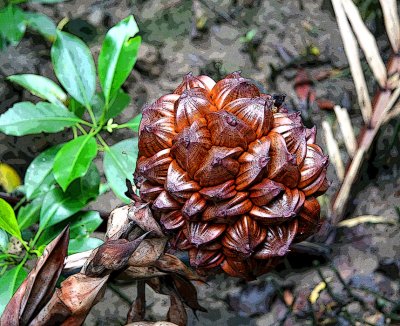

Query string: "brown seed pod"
[[134, 72, 329, 278]]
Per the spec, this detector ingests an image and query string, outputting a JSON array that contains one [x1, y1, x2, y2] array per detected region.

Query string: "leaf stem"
[[76, 123, 88, 135], [72, 126, 78, 138], [13, 196, 26, 211], [96, 134, 109, 150], [85, 104, 98, 127]]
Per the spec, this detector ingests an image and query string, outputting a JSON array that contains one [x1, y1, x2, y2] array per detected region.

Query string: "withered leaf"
[[1, 226, 70, 325], [85, 232, 150, 277], [128, 203, 164, 237], [167, 293, 187, 326], [106, 205, 135, 241]]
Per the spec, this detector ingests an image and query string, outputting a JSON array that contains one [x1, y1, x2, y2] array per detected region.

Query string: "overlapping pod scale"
[[223, 97, 274, 138], [210, 71, 261, 109], [254, 220, 298, 259], [306, 126, 317, 144], [142, 94, 179, 121], [194, 146, 243, 187], [267, 131, 300, 188], [182, 193, 207, 220], [298, 144, 329, 189], [174, 87, 217, 132], [221, 258, 254, 280], [189, 248, 224, 269], [138, 116, 176, 157], [272, 112, 307, 165], [170, 229, 193, 251], [187, 222, 226, 247], [222, 215, 267, 259], [250, 188, 305, 225], [170, 118, 212, 178], [301, 167, 328, 197], [199, 180, 237, 202], [160, 210, 185, 230], [139, 181, 164, 203], [152, 191, 182, 211], [236, 137, 271, 190], [202, 192, 253, 223], [249, 178, 285, 206], [174, 72, 216, 95], [206, 110, 257, 149], [135, 149, 172, 185], [295, 197, 321, 242], [166, 161, 201, 200]]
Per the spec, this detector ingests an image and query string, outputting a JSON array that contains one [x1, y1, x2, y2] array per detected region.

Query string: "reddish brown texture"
[[135, 72, 329, 279]]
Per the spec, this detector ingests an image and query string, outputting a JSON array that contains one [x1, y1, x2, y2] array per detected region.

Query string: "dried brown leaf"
[[167, 293, 187, 326]]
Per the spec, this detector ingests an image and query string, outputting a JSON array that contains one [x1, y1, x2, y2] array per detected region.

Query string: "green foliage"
[[0, 15, 142, 315], [0, 1, 59, 50], [0, 266, 27, 316]]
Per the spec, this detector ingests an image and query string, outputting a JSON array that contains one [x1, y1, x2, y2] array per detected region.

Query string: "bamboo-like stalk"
[[322, 121, 345, 182], [379, 0, 400, 54], [331, 0, 372, 123], [341, 0, 387, 88], [333, 105, 357, 158]]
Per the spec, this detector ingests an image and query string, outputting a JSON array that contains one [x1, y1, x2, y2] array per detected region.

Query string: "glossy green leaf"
[[68, 98, 85, 118], [92, 89, 131, 121], [0, 5, 26, 46], [17, 197, 43, 231], [51, 30, 96, 106], [0, 102, 80, 136], [0, 199, 21, 241], [24, 145, 61, 200], [98, 15, 141, 104], [7, 74, 66, 108], [0, 265, 27, 316], [68, 237, 103, 255], [39, 188, 87, 229], [37, 210, 101, 246], [65, 162, 100, 202], [106, 89, 131, 120], [0, 229, 8, 253], [53, 135, 98, 191], [103, 138, 138, 203], [123, 113, 141, 132], [24, 12, 56, 40]]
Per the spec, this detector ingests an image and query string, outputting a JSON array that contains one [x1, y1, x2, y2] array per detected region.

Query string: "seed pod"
[[134, 72, 329, 278]]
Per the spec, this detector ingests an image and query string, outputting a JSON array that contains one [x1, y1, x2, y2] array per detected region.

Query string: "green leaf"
[[98, 15, 141, 104], [17, 197, 43, 231], [68, 98, 85, 118], [92, 89, 131, 121], [0, 198, 22, 241], [0, 5, 26, 46], [65, 162, 100, 202], [123, 113, 141, 132], [24, 12, 56, 40], [106, 89, 131, 120], [0, 101, 80, 136], [0, 229, 8, 253], [39, 188, 87, 229], [7, 74, 67, 107], [51, 30, 96, 106], [68, 237, 103, 255], [53, 135, 98, 191], [103, 138, 138, 203], [24, 145, 61, 200], [0, 265, 27, 316], [37, 210, 101, 247]]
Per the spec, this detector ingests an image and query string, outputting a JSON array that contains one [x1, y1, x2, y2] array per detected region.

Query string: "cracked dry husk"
[[134, 72, 329, 280], [1, 201, 205, 326]]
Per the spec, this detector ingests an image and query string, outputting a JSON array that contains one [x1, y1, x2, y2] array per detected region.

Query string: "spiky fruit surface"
[[134, 72, 329, 279]]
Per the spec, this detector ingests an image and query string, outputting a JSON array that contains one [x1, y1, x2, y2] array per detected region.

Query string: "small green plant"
[[0, 15, 141, 314], [0, 0, 65, 50]]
